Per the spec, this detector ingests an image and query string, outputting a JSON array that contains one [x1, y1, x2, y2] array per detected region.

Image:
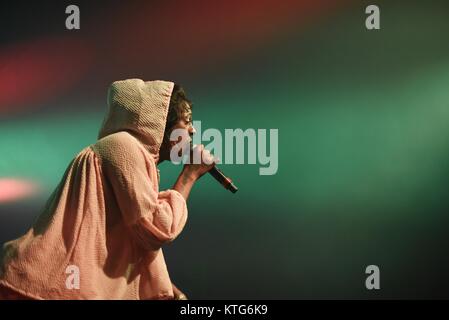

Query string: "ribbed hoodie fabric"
[[0, 79, 188, 299]]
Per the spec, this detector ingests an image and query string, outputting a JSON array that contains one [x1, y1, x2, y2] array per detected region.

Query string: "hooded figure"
[[0, 79, 196, 299]]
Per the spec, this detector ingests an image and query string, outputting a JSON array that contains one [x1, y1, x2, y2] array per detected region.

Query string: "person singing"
[[0, 79, 215, 300]]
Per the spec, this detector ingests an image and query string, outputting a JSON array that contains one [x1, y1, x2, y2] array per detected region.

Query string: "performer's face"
[[160, 112, 195, 161], [169, 113, 195, 150]]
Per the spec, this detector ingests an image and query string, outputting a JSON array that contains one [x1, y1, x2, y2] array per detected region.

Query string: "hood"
[[98, 79, 174, 158]]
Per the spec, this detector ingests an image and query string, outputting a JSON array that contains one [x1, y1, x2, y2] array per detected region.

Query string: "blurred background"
[[1, 0, 449, 299]]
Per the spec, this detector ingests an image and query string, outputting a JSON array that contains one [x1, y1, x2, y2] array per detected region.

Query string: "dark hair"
[[164, 84, 192, 142]]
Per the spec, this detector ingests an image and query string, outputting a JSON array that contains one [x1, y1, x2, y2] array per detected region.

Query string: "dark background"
[[1, 0, 449, 299]]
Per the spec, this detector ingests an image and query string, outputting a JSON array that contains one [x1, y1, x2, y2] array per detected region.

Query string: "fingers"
[[192, 144, 218, 165], [175, 293, 188, 300], [202, 149, 215, 165]]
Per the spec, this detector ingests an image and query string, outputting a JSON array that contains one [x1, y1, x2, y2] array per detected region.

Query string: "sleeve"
[[100, 137, 188, 250]]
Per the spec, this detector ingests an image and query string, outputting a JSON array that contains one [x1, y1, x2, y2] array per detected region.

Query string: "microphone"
[[190, 141, 238, 193], [208, 166, 238, 193]]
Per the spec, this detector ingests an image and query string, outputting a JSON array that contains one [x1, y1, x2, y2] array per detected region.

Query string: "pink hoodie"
[[0, 79, 188, 299]]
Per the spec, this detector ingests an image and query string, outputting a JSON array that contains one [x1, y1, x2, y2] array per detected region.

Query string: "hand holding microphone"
[[184, 144, 238, 193]]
